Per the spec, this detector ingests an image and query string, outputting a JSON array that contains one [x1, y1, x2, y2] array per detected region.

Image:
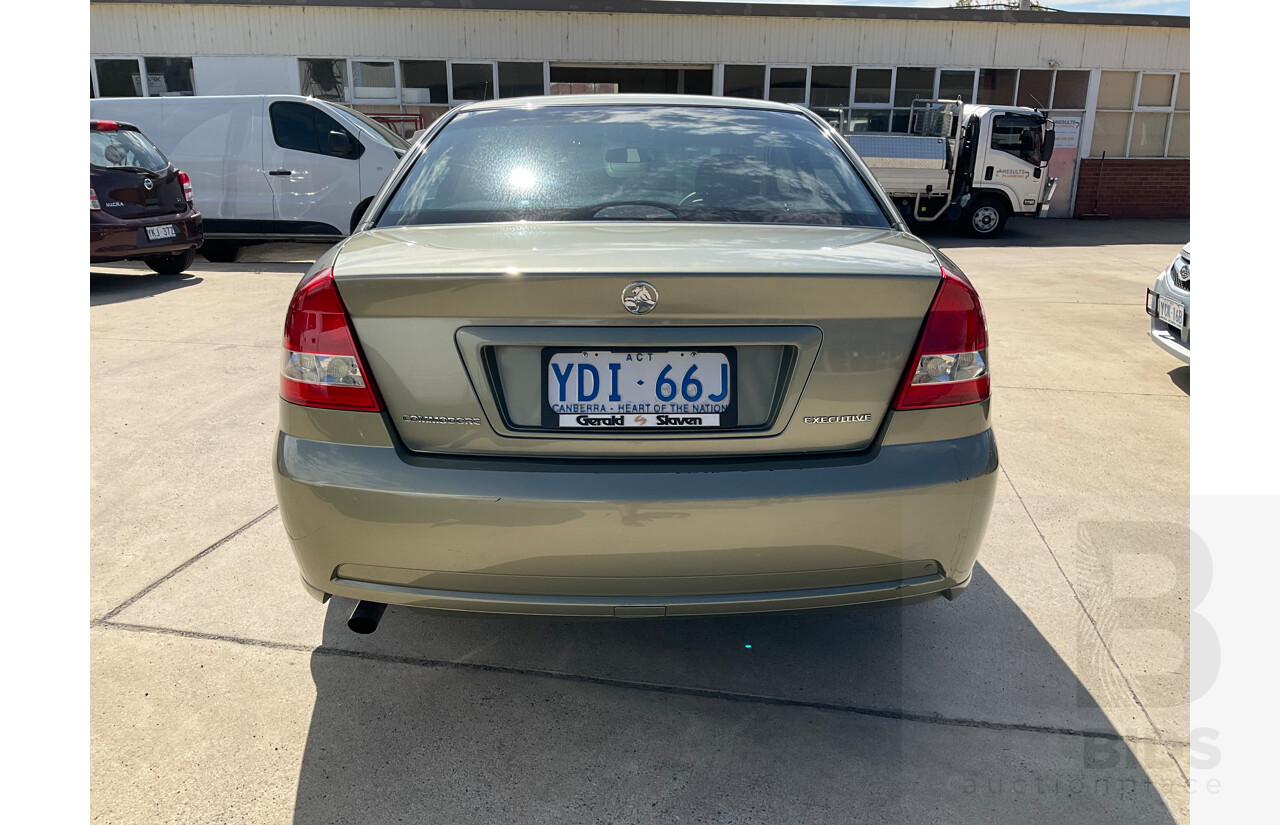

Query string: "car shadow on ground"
[[1168, 366, 1190, 396], [89, 271, 203, 307], [914, 218, 1188, 249], [291, 564, 1181, 824]]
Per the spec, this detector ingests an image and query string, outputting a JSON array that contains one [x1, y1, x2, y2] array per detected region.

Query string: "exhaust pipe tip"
[[348, 600, 387, 634]]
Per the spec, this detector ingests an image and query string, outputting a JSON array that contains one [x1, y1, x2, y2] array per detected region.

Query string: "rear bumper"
[[273, 420, 998, 617], [90, 209, 203, 263]]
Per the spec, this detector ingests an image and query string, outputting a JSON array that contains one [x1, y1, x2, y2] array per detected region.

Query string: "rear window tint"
[[378, 105, 891, 229], [90, 128, 168, 171]]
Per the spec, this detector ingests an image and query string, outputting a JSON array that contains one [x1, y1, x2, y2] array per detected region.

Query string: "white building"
[[89, 0, 1191, 218]]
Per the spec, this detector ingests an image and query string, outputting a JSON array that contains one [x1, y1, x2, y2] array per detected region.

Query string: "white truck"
[[822, 100, 1057, 237]]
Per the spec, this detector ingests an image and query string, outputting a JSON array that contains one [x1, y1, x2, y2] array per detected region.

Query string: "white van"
[[88, 95, 409, 261]]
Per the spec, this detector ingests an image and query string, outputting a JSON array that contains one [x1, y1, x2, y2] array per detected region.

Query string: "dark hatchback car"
[[90, 120, 203, 274]]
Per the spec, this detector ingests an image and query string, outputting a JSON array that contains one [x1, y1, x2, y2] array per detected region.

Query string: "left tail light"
[[90, 185, 101, 211], [892, 265, 990, 410], [177, 170, 193, 205], [280, 267, 383, 412]]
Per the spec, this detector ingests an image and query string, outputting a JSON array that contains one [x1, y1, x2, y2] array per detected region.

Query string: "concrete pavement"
[[90, 220, 1190, 823]]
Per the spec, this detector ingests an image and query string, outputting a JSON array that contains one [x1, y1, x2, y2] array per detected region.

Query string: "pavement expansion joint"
[[95, 505, 279, 625], [93, 617, 1190, 750], [998, 465, 1189, 786]]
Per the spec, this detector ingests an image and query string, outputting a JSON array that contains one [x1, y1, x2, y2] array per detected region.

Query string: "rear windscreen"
[[90, 129, 168, 172], [377, 105, 891, 228]]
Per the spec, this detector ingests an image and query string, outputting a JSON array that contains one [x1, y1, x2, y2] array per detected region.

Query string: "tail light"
[[280, 267, 383, 411], [177, 170, 193, 205], [892, 266, 990, 410], [90, 185, 101, 211]]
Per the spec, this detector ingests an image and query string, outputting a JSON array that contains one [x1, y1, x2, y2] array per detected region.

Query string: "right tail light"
[[280, 267, 383, 412], [892, 265, 990, 410]]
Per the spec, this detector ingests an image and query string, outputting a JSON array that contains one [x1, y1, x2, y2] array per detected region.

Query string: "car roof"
[[457, 94, 805, 113]]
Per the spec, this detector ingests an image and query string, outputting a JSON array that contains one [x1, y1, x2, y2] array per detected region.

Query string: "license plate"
[[1157, 295, 1185, 329], [146, 224, 177, 241], [546, 349, 734, 429]]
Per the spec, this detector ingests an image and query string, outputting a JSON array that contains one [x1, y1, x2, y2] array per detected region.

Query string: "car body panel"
[[274, 415, 995, 616], [332, 223, 945, 457], [272, 95, 996, 617]]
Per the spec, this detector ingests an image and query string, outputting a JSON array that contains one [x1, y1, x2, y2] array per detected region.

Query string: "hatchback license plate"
[[1157, 294, 1185, 329], [146, 224, 177, 241], [547, 350, 733, 428]]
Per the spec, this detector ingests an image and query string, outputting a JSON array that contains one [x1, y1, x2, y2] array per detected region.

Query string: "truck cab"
[[829, 100, 1057, 237], [958, 104, 1057, 233]]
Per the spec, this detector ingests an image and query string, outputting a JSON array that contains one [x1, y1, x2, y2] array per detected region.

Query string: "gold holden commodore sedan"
[[273, 95, 997, 633]]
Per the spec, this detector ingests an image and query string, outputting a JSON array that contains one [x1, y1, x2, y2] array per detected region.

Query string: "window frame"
[[447, 60, 500, 105], [764, 64, 812, 106], [1090, 70, 1185, 159], [349, 58, 401, 105], [91, 56, 198, 98], [807, 65, 854, 109]]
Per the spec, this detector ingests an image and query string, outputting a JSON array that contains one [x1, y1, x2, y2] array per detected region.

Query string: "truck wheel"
[[201, 241, 241, 263], [144, 249, 196, 275], [963, 197, 1008, 238]]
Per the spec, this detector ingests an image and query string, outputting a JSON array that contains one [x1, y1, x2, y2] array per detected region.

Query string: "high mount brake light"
[[92, 121, 120, 131], [892, 266, 991, 410], [177, 170, 193, 204], [280, 268, 383, 412]]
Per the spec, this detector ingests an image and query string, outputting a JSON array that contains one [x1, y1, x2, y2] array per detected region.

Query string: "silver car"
[[1147, 243, 1191, 363], [272, 95, 998, 631]]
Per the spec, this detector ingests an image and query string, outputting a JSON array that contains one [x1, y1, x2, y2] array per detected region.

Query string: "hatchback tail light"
[[90, 185, 101, 211], [892, 266, 990, 410], [177, 170, 193, 205], [280, 268, 383, 411]]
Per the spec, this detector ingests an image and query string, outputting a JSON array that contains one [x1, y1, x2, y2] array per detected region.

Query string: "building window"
[[498, 62, 545, 99], [1138, 73, 1175, 108], [938, 70, 976, 103], [300, 58, 347, 101], [95, 58, 142, 97], [92, 57, 196, 98], [853, 69, 892, 105], [1097, 71, 1137, 110], [1052, 71, 1089, 109], [768, 67, 808, 104], [451, 62, 495, 102], [977, 69, 1017, 105], [724, 65, 765, 99], [144, 57, 194, 96], [351, 60, 397, 100], [401, 61, 448, 105], [809, 66, 851, 108], [1090, 70, 1188, 158], [1016, 69, 1052, 109]]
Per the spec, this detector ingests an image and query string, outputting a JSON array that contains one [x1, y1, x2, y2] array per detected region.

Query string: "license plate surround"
[[145, 224, 177, 241], [541, 347, 738, 430]]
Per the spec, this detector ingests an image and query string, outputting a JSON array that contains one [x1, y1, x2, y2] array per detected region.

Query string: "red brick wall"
[[1073, 158, 1189, 219]]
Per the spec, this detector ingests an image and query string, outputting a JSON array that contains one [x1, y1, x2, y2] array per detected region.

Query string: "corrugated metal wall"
[[90, 4, 1189, 71]]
